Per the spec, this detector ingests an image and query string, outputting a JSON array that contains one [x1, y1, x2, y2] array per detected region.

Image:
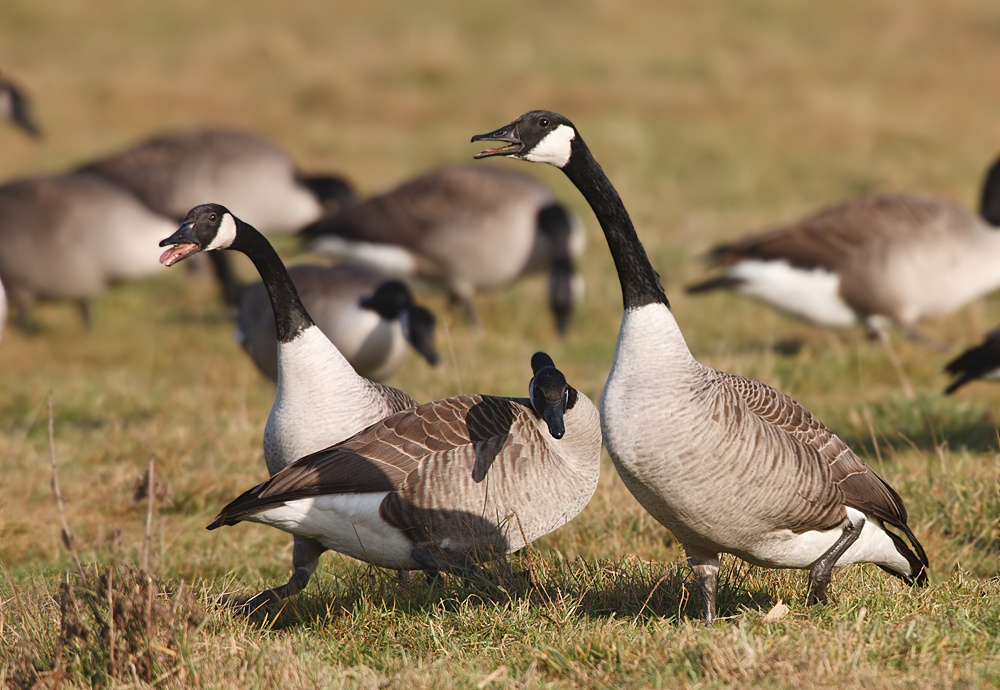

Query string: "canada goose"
[[81, 128, 355, 306], [685, 155, 1000, 342], [473, 110, 929, 623], [207, 352, 602, 581], [159, 203, 420, 608], [0, 171, 177, 330], [943, 325, 1000, 394], [0, 73, 41, 138], [236, 263, 439, 383], [300, 165, 585, 334]]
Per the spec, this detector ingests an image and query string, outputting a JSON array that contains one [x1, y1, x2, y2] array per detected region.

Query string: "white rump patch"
[[309, 236, 418, 278], [206, 213, 239, 251], [728, 259, 857, 327], [247, 491, 418, 570], [524, 124, 576, 168]]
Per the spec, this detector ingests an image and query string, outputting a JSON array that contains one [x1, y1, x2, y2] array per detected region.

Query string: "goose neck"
[[561, 145, 670, 311], [233, 221, 315, 343]]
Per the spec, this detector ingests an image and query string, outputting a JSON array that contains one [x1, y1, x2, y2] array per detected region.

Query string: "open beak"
[[158, 221, 201, 267], [471, 121, 523, 159]]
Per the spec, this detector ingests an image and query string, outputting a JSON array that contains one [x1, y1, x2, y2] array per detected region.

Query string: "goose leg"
[[239, 536, 325, 615], [687, 552, 721, 625], [807, 515, 865, 606], [77, 300, 93, 330]]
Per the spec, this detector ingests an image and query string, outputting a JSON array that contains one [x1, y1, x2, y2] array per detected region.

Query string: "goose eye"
[[209, 213, 217, 222], [539, 117, 550, 127]]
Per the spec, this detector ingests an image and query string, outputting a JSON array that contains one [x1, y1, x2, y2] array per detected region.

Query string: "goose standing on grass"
[[472, 110, 928, 623], [0, 73, 42, 138], [0, 171, 177, 331], [84, 128, 355, 306], [159, 204, 420, 609], [236, 263, 439, 383], [685, 155, 1000, 343], [300, 165, 585, 334], [207, 352, 602, 579], [943, 325, 1000, 394]]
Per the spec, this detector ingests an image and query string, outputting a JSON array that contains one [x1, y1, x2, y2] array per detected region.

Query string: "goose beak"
[[542, 403, 565, 440], [471, 122, 523, 159], [158, 221, 200, 266]]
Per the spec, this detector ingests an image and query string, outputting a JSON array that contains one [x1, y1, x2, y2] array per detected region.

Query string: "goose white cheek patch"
[[206, 213, 239, 251], [524, 125, 575, 168]]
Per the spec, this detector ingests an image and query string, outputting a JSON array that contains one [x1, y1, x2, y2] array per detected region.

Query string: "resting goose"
[[236, 263, 439, 383], [472, 110, 929, 623], [686, 155, 1000, 341], [83, 128, 355, 306], [0, 73, 41, 138], [943, 325, 1000, 394], [300, 165, 585, 334], [207, 352, 602, 578], [0, 171, 177, 330], [159, 204, 419, 608]]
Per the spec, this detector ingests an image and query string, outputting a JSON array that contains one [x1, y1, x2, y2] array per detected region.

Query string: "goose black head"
[[472, 110, 578, 169], [0, 76, 42, 139], [159, 203, 240, 267], [528, 351, 577, 439], [360, 281, 440, 366]]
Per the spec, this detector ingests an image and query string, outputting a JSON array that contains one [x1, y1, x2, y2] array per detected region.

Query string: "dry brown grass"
[[2, 0, 1000, 686]]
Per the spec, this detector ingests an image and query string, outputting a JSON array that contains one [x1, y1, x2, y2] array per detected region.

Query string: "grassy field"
[[2, 0, 999, 686]]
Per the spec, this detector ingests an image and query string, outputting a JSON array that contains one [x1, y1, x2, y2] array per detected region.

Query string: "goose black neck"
[[231, 220, 315, 342], [980, 156, 1000, 228], [561, 142, 670, 311]]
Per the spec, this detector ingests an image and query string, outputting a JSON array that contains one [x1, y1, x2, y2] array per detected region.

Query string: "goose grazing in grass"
[[159, 203, 419, 609], [207, 352, 602, 579], [0, 171, 177, 331], [473, 110, 929, 623], [84, 128, 355, 306], [0, 73, 42, 138], [943, 325, 1000, 394], [236, 263, 439, 383], [685, 155, 1000, 343], [300, 165, 585, 334]]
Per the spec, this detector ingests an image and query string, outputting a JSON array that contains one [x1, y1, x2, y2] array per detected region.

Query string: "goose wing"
[[720, 373, 910, 531], [707, 194, 959, 272], [209, 394, 534, 526]]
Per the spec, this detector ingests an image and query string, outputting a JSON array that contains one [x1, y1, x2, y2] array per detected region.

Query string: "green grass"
[[2, 0, 1000, 686]]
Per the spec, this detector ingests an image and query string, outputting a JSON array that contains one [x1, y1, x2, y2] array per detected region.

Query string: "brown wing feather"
[[709, 194, 962, 271], [210, 394, 532, 527], [719, 373, 910, 530]]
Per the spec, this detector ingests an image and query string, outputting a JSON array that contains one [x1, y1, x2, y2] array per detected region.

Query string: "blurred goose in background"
[[82, 128, 355, 306], [0, 171, 176, 331], [943, 325, 1000, 394], [686, 154, 1000, 343], [0, 72, 42, 138], [159, 204, 421, 610], [236, 263, 439, 383], [300, 164, 585, 334], [473, 110, 928, 624], [208, 352, 602, 583]]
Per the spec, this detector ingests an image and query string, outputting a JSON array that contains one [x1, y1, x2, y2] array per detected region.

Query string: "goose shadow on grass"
[[220, 553, 781, 630]]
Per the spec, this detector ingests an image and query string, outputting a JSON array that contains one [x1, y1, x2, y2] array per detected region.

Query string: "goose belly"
[[727, 260, 857, 327], [246, 492, 419, 570]]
